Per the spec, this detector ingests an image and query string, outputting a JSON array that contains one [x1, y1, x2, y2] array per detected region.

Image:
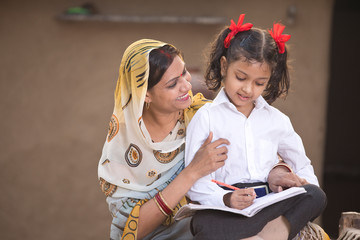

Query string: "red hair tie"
[[224, 14, 253, 48], [268, 23, 291, 54]]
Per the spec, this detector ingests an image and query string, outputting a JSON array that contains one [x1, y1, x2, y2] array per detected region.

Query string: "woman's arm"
[[137, 132, 230, 239]]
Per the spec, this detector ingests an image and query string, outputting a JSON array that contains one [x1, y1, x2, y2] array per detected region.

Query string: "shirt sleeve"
[[277, 115, 319, 186], [185, 107, 231, 207]]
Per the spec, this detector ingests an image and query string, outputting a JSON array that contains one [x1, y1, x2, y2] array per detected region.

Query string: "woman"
[[98, 39, 311, 240]]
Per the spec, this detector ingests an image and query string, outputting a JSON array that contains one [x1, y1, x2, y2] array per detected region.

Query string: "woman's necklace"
[[144, 110, 182, 142]]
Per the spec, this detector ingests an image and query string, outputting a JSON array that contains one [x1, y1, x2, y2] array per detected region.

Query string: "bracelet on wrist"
[[154, 192, 173, 216], [158, 192, 174, 213], [273, 162, 293, 173], [154, 194, 169, 216]]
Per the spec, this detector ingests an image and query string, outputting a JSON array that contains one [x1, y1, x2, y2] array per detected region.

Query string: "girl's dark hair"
[[148, 45, 182, 90], [205, 27, 290, 104]]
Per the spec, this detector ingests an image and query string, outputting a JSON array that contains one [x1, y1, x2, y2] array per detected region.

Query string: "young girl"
[[185, 14, 328, 239]]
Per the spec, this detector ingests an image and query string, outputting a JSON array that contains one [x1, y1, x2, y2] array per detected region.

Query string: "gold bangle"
[[158, 192, 174, 213], [153, 197, 169, 217]]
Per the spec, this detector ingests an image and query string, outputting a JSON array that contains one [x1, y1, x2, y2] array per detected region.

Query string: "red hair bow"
[[268, 23, 291, 54], [224, 14, 253, 48]]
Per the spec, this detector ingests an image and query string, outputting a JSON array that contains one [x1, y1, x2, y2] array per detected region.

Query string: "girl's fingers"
[[281, 173, 300, 187], [232, 196, 255, 209], [234, 189, 256, 197]]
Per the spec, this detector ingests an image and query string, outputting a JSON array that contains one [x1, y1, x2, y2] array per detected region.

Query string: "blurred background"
[[0, 0, 359, 239]]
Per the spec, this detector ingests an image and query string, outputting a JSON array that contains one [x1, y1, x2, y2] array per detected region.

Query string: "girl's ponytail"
[[263, 49, 290, 104], [263, 23, 291, 104], [205, 15, 253, 91], [205, 28, 230, 91]]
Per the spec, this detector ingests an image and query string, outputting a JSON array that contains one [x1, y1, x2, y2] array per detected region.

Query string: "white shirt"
[[185, 88, 319, 207]]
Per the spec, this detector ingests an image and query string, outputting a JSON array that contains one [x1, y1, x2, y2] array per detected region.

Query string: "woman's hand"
[[268, 165, 308, 193], [138, 133, 229, 238], [223, 188, 256, 210], [186, 132, 230, 180]]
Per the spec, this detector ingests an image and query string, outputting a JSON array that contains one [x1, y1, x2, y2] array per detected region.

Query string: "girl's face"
[[221, 57, 271, 116], [145, 55, 192, 113]]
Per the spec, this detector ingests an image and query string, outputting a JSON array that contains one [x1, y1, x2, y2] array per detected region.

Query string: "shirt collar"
[[212, 88, 230, 105], [212, 87, 269, 110], [254, 94, 268, 109]]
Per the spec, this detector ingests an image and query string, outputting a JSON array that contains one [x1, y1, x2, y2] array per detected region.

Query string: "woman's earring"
[[145, 102, 150, 109]]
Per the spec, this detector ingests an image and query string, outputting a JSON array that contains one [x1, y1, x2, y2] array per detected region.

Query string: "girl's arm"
[[137, 133, 229, 239], [267, 164, 308, 192], [277, 116, 319, 186], [184, 107, 232, 207]]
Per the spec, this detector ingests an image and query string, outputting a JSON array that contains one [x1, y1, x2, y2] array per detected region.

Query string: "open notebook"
[[174, 187, 306, 220]]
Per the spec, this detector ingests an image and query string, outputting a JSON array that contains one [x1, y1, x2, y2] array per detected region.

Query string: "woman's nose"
[[181, 75, 192, 91]]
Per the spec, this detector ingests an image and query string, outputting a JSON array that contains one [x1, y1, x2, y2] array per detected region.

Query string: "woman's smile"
[[177, 92, 190, 101]]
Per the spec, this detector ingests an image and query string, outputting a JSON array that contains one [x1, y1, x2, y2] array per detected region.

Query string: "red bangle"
[[157, 193, 173, 215], [153, 196, 168, 216], [155, 192, 173, 216], [158, 192, 174, 213], [273, 162, 293, 173]]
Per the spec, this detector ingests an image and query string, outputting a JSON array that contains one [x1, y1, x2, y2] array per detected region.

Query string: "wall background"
[[0, 0, 334, 239]]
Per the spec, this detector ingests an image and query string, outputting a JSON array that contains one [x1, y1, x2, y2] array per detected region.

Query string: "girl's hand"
[[268, 166, 309, 192], [224, 188, 256, 210], [186, 132, 230, 180]]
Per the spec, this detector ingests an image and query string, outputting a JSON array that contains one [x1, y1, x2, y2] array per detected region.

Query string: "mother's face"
[[145, 55, 192, 114]]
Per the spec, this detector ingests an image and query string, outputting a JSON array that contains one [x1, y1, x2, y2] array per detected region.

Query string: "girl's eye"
[[256, 82, 266, 86], [236, 76, 245, 81]]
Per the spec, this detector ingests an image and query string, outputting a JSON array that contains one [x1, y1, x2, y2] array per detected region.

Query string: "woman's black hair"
[[148, 45, 182, 90], [205, 26, 290, 104]]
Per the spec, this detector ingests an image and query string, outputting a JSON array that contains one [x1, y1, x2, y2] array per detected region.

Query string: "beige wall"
[[0, 0, 333, 239]]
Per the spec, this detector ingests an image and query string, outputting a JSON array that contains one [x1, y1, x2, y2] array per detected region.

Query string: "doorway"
[[322, 0, 360, 238]]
